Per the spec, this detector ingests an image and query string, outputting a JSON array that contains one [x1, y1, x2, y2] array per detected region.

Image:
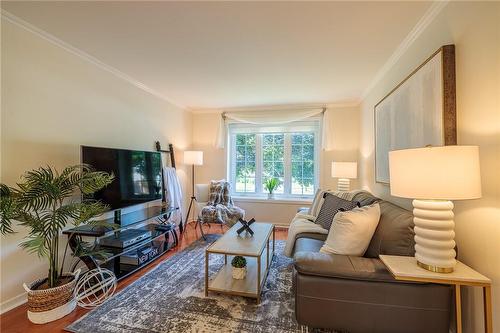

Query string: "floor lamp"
[[184, 151, 203, 228], [331, 162, 357, 191]]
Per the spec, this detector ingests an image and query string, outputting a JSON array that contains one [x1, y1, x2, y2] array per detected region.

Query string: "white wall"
[[191, 106, 360, 225], [359, 2, 500, 332], [0, 20, 192, 312]]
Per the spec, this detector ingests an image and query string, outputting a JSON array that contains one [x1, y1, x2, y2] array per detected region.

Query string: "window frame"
[[227, 120, 320, 199]]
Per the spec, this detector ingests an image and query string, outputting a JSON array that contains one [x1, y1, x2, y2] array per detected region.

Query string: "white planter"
[[267, 193, 274, 199], [232, 267, 247, 280], [23, 269, 81, 324]]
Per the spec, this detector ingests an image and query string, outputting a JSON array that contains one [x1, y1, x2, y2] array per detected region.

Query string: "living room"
[[0, 1, 498, 333]]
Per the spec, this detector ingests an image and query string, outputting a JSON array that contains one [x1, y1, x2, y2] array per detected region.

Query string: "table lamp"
[[184, 151, 204, 224], [331, 162, 357, 191], [389, 146, 481, 273]]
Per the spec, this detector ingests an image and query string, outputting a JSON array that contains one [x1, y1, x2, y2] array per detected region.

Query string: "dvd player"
[[100, 229, 152, 248]]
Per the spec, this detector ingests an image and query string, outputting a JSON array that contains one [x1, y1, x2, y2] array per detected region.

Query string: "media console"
[[63, 206, 179, 281]]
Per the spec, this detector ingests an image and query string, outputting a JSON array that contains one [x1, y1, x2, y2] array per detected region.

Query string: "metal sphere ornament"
[[74, 268, 117, 309]]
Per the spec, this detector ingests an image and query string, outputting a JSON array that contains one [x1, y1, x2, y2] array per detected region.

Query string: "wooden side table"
[[380, 255, 492, 333]]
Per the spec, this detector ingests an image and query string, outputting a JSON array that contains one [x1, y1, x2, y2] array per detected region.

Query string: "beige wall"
[[359, 2, 500, 332], [191, 106, 360, 225], [0, 20, 192, 311]]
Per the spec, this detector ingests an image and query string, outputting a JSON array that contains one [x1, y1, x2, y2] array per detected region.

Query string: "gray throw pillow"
[[314, 193, 359, 230]]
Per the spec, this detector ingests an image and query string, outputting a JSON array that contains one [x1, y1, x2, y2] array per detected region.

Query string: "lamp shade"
[[389, 146, 481, 200], [184, 151, 203, 166], [331, 162, 357, 179]]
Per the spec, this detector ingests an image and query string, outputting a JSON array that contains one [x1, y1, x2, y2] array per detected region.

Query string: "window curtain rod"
[[221, 107, 326, 120], [215, 107, 332, 150]]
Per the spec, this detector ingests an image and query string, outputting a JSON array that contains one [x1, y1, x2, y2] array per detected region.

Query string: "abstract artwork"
[[375, 45, 457, 184]]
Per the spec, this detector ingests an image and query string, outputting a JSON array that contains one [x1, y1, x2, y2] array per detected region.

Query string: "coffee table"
[[205, 222, 275, 303]]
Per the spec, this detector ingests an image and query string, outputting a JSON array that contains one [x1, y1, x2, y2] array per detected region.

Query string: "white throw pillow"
[[320, 203, 381, 256]]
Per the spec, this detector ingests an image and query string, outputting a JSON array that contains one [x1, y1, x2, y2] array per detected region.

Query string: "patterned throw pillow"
[[314, 193, 359, 230], [208, 180, 224, 205]]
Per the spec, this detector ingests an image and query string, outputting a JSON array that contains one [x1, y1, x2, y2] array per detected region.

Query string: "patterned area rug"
[[66, 235, 332, 333]]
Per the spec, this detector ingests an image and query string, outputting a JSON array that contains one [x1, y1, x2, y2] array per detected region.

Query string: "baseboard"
[[0, 292, 27, 314]]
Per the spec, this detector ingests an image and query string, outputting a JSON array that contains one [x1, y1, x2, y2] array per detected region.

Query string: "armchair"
[[194, 182, 245, 239]]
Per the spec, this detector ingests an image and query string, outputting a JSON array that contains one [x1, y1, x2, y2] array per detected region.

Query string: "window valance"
[[215, 107, 333, 150]]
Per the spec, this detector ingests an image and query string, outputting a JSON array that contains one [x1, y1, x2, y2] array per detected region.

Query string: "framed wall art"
[[374, 44, 457, 184]]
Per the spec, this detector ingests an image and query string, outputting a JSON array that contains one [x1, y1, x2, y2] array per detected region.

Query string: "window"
[[229, 121, 319, 198], [235, 134, 256, 192]]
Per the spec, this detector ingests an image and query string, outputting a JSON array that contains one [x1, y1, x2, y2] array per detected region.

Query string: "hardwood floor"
[[0, 222, 288, 333]]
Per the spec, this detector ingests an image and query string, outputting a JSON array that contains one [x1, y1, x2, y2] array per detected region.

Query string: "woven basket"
[[23, 269, 80, 324]]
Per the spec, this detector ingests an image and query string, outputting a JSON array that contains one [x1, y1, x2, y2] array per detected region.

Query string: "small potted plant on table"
[[231, 256, 247, 280], [0, 165, 114, 323], [264, 178, 280, 199]]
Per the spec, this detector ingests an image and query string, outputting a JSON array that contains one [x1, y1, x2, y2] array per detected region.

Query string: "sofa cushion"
[[365, 201, 415, 258], [294, 249, 405, 283], [352, 191, 382, 206], [314, 193, 359, 230]]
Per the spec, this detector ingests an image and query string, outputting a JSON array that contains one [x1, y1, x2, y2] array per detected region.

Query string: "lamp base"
[[417, 260, 454, 273], [337, 178, 350, 191], [412, 199, 456, 273]]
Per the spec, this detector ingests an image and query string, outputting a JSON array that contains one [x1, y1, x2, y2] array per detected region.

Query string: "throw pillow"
[[208, 180, 225, 205], [314, 193, 359, 230], [320, 203, 381, 256], [308, 189, 333, 217]]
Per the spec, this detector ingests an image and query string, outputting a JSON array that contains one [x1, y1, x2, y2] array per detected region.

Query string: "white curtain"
[[215, 108, 333, 150]]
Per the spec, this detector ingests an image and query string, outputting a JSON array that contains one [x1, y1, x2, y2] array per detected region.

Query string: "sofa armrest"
[[294, 251, 401, 283], [297, 207, 310, 213]]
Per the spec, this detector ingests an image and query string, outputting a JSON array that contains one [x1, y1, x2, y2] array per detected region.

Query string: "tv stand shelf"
[[63, 206, 180, 281]]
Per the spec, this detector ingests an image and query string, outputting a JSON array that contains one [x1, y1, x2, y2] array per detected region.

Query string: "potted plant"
[[0, 165, 114, 324], [231, 256, 247, 280], [264, 178, 280, 199]]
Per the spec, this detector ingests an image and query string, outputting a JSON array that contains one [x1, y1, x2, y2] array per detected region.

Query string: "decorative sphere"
[[75, 268, 117, 309]]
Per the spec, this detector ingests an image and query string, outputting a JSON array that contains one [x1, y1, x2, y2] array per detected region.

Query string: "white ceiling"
[[2, 1, 433, 110]]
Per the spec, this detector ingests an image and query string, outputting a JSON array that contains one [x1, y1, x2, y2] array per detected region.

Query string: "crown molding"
[[189, 101, 361, 114], [1, 9, 186, 110], [360, 1, 449, 101]]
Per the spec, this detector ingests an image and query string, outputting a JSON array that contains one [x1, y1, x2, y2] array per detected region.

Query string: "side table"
[[380, 255, 492, 333]]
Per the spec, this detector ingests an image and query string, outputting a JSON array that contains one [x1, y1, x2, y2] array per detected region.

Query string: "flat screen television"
[[81, 146, 163, 210]]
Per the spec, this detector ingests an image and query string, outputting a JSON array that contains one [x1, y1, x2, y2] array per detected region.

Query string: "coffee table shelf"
[[205, 222, 275, 303], [208, 256, 268, 297]]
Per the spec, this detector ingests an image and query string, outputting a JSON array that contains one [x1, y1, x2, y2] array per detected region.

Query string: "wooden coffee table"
[[205, 222, 275, 303]]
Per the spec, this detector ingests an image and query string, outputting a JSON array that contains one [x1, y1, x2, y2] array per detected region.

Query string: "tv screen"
[[81, 146, 163, 210]]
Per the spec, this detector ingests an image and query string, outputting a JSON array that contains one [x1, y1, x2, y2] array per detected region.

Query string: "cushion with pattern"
[[314, 193, 359, 230]]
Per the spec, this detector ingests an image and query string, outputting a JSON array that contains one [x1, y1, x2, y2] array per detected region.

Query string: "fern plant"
[[0, 165, 114, 288], [264, 178, 280, 194]]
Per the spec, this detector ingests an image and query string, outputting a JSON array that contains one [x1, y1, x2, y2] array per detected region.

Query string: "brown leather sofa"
[[293, 192, 452, 333]]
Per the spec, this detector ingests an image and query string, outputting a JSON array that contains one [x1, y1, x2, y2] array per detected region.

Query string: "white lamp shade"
[[331, 162, 357, 179], [184, 151, 203, 166], [389, 145, 481, 200]]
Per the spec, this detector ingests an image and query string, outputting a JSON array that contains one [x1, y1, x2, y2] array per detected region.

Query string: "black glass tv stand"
[[63, 206, 180, 281]]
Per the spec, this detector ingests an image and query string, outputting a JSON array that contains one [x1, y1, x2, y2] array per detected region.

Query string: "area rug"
[[66, 235, 333, 333]]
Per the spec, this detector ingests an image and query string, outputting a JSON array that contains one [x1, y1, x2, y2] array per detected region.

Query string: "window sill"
[[232, 196, 312, 205]]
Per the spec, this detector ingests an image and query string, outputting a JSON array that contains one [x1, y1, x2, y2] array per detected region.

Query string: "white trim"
[[361, 1, 449, 100], [0, 292, 27, 314], [233, 196, 312, 205], [189, 102, 360, 114], [1, 9, 186, 109]]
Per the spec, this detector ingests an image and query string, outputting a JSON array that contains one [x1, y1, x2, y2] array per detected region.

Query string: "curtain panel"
[[215, 108, 333, 150]]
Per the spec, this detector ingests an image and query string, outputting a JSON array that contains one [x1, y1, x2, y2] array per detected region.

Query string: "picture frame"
[[374, 44, 457, 184]]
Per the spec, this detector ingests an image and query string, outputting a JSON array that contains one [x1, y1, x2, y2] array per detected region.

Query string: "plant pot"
[[23, 269, 81, 324], [267, 193, 274, 199], [232, 266, 247, 280]]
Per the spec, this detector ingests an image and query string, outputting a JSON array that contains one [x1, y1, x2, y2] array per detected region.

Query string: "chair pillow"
[[320, 203, 381, 256], [314, 193, 359, 230], [208, 180, 225, 205]]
